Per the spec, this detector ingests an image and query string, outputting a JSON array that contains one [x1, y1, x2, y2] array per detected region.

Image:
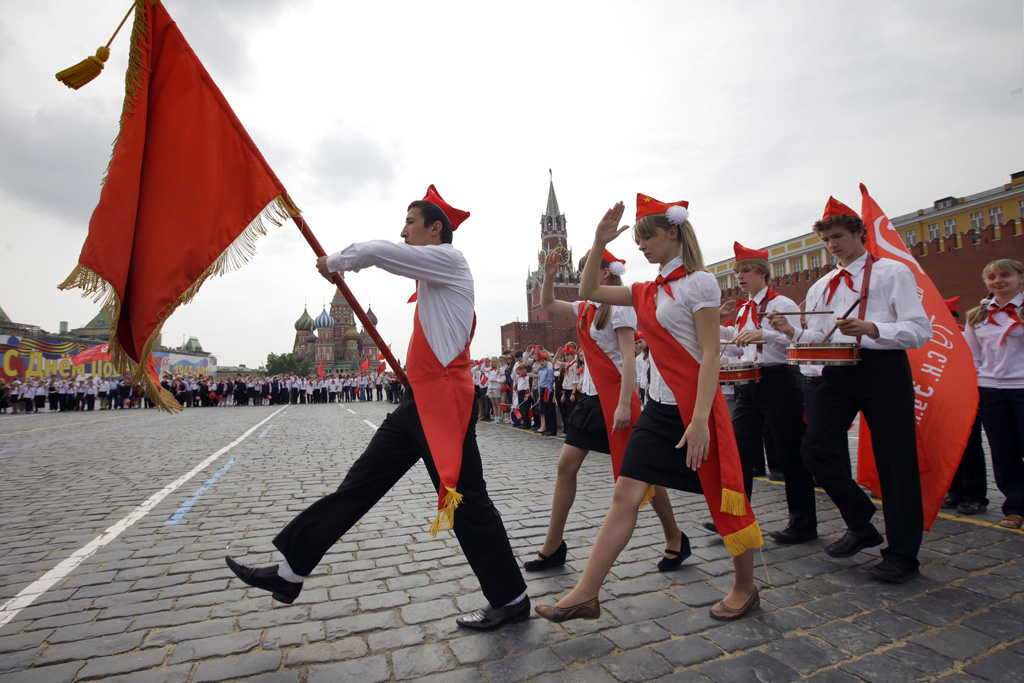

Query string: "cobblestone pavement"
[[1, 401, 1022, 682]]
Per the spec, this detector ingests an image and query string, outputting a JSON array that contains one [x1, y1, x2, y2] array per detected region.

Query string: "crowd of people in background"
[[0, 371, 404, 413]]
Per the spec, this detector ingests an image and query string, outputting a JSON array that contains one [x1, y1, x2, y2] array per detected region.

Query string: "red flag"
[[858, 184, 977, 530], [71, 343, 110, 366], [58, 0, 297, 412], [317, 360, 324, 377], [378, 361, 387, 375], [360, 357, 370, 371]]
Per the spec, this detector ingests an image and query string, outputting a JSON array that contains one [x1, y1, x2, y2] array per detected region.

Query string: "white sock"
[[505, 590, 528, 607], [277, 559, 306, 583]]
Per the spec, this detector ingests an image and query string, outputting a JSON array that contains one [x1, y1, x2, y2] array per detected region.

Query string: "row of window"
[[906, 201, 1023, 248]]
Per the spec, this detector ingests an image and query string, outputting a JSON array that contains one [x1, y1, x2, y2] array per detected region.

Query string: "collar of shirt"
[[659, 255, 684, 278], [987, 292, 1024, 311]]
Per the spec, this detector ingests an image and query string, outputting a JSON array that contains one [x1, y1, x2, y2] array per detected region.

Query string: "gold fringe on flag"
[[722, 521, 763, 557], [638, 484, 656, 509], [428, 487, 464, 537], [720, 487, 748, 516], [55, 2, 138, 90], [58, 194, 300, 414]]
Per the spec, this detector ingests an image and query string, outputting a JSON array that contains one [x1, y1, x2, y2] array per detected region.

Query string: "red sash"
[[631, 281, 762, 556], [405, 307, 476, 536], [575, 302, 642, 477]]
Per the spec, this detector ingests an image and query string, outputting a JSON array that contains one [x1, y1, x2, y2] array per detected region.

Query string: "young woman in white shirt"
[[964, 259, 1024, 529]]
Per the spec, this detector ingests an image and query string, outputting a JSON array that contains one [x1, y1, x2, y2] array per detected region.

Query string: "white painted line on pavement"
[[0, 405, 286, 628], [363, 420, 378, 430], [346, 408, 356, 415]]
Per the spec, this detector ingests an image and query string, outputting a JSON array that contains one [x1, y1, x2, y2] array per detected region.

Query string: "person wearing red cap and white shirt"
[[634, 331, 650, 405], [941, 295, 989, 515], [226, 186, 529, 630], [537, 196, 762, 623], [963, 259, 1024, 529], [768, 197, 931, 583], [523, 247, 689, 575], [721, 242, 817, 545]]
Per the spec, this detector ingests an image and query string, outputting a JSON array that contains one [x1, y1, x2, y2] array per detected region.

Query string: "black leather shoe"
[[941, 495, 961, 510], [825, 529, 884, 558], [524, 541, 567, 572], [701, 522, 719, 534], [658, 535, 692, 571], [225, 557, 302, 604], [956, 500, 987, 515], [869, 559, 920, 583], [457, 597, 530, 630], [770, 527, 818, 545]]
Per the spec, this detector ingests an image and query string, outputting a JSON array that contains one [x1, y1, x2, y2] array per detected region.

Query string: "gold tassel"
[[723, 521, 764, 557], [720, 488, 748, 516], [55, 3, 136, 90], [638, 485, 656, 509], [428, 487, 463, 537], [55, 46, 111, 90]]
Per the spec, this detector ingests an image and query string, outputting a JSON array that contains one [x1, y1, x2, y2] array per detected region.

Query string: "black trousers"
[[733, 365, 816, 531], [802, 349, 922, 569], [273, 389, 526, 609], [946, 413, 988, 505]]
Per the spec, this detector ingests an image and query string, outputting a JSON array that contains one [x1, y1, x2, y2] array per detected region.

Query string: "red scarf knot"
[[826, 269, 855, 304], [988, 302, 1023, 345], [654, 265, 690, 299]]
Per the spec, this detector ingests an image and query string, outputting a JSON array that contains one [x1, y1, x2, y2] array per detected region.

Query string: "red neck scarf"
[[989, 302, 1024, 345], [736, 288, 780, 330], [630, 279, 762, 557], [654, 265, 689, 299], [575, 302, 641, 477]]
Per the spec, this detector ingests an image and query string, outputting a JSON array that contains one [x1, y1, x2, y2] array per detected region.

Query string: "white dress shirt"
[[720, 286, 800, 366], [800, 252, 931, 350], [327, 240, 474, 367], [965, 293, 1024, 389], [571, 300, 637, 397]]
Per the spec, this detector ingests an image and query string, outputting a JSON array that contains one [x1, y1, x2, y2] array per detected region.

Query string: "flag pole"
[[291, 214, 409, 388]]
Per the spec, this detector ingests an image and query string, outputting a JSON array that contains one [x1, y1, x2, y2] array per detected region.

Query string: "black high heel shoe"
[[524, 540, 567, 571]]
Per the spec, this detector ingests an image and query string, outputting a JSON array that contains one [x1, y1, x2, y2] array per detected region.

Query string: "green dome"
[[294, 306, 315, 331]]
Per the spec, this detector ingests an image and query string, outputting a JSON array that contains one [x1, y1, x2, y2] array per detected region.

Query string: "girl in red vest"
[[964, 259, 1024, 529], [523, 249, 688, 573], [536, 197, 762, 623]]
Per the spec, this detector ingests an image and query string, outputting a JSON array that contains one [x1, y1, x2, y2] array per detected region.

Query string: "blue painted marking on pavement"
[[258, 425, 273, 439], [165, 458, 236, 525]]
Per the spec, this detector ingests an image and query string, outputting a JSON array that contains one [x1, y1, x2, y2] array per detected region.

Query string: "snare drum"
[[719, 362, 761, 385], [787, 343, 861, 366]]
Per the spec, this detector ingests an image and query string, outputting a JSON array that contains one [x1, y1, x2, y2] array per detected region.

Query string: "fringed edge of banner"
[[722, 521, 763, 558], [638, 484, 656, 509], [720, 488, 748, 516], [102, 0, 151, 183], [57, 194, 299, 414], [428, 487, 463, 537]]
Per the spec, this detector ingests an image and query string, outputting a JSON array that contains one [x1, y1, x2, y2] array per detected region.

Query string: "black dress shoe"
[[825, 529, 884, 558], [941, 495, 961, 510], [524, 541, 567, 571], [956, 500, 987, 515], [869, 559, 920, 583], [456, 597, 530, 630], [701, 522, 718, 534], [770, 527, 818, 545], [225, 557, 302, 604], [658, 534, 692, 571]]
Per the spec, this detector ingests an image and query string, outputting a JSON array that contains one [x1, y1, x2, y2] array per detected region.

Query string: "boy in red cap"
[[722, 242, 817, 544], [768, 197, 931, 582], [227, 186, 529, 629]]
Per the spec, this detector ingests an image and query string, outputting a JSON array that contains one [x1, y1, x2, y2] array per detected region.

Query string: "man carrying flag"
[[769, 196, 932, 583], [226, 186, 530, 629]]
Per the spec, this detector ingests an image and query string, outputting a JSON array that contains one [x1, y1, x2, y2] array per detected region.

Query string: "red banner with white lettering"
[[857, 184, 978, 530]]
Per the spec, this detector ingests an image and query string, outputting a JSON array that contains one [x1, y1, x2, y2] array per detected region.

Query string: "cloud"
[[307, 130, 398, 202], [0, 102, 114, 225]]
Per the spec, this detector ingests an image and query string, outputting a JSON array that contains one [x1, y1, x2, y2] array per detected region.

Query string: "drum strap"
[[856, 253, 876, 344]]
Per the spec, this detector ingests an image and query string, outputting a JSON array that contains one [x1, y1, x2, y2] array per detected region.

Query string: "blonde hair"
[[632, 214, 707, 273], [732, 258, 770, 276], [966, 259, 1024, 328], [578, 253, 623, 330]]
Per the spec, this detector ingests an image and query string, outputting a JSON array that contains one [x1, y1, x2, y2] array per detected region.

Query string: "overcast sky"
[[1, 0, 1021, 367]]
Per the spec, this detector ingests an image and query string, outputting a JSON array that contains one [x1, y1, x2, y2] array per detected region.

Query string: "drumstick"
[[823, 299, 862, 342], [719, 340, 766, 345], [771, 311, 835, 315]]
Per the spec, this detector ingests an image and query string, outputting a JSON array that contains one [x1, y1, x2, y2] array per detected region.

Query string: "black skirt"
[[564, 393, 611, 454], [619, 399, 703, 495]]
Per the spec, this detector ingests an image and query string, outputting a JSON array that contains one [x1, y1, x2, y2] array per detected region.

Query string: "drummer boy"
[[768, 198, 931, 583], [721, 243, 817, 543]]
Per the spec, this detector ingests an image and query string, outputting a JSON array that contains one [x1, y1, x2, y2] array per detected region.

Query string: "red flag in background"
[[316, 360, 324, 377], [58, 0, 297, 411], [857, 184, 978, 529], [360, 357, 370, 372], [378, 361, 386, 374], [71, 343, 111, 366]]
